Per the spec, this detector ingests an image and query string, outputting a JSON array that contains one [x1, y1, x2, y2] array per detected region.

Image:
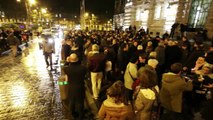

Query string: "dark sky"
[[0, 0, 115, 20]]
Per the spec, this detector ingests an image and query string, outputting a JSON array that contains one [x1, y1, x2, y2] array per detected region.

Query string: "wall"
[[205, 1, 213, 40]]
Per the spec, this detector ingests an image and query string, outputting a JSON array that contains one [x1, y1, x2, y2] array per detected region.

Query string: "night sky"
[[0, 0, 115, 20]]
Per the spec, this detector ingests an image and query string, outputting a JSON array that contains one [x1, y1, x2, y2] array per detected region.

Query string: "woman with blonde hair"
[[98, 81, 134, 120]]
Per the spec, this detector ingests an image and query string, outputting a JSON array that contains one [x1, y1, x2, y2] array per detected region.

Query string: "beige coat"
[[160, 72, 193, 113], [134, 86, 159, 120], [98, 97, 134, 120]]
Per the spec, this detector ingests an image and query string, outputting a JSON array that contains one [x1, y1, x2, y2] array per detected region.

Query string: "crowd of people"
[[61, 27, 213, 120], [0, 29, 32, 56]]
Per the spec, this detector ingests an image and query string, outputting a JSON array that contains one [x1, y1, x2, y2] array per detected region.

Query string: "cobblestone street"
[[0, 39, 98, 120], [0, 39, 65, 120]]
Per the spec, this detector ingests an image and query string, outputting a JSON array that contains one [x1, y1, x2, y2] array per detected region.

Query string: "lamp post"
[[17, 0, 36, 27], [80, 0, 85, 29]]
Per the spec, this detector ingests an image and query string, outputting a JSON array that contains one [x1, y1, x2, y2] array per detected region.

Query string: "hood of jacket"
[[140, 86, 159, 100], [162, 72, 182, 83], [102, 97, 130, 117]]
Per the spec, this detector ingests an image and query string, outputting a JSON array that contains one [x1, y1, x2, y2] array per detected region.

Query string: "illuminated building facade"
[[114, 0, 213, 39], [113, 0, 126, 29]]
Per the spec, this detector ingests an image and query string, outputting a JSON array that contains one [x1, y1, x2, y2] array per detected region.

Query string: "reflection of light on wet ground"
[[22, 40, 47, 73], [11, 84, 28, 107], [0, 38, 66, 119], [0, 93, 3, 107]]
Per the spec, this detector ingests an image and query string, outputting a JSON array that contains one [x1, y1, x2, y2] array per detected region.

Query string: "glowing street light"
[[17, 0, 36, 5], [28, 0, 36, 6], [17, 0, 37, 27], [84, 12, 89, 17], [41, 8, 47, 14]]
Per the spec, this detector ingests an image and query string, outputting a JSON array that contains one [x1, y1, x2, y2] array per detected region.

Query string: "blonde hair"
[[92, 44, 99, 51], [149, 51, 157, 58], [148, 59, 159, 69]]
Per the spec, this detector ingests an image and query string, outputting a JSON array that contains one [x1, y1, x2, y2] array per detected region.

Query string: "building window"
[[188, 0, 212, 28]]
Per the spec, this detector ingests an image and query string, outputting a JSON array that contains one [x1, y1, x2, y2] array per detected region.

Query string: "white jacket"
[[124, 62, 138, 90]]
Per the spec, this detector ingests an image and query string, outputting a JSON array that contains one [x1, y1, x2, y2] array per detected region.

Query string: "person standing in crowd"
[[41, 37, 55, 70], [145, 41, 153, 55], [155, 42, 165, 68], [201, 82, 213, 120], [165, 41, 182, 70], [180, 43, 190, 65], [117, 43, 130, 81], [61, 39, 71, 61], [7, 32, 20, 57], [180, 23, 188, 38], [145, 59, 159, 71], [0, 30, 9, 52], [98, 81, 134, 120], [124, 55, 138, 102], [129, 40, 138, 57], [162, 31, 169, 40], [205, 46, 213, 64], [160, 63, 193, 120], [155, 42, 166, 81], [183, 42, 205, 72], [192, 63, 213, 113], [134, 67, 159, 120], [179, 36, 191, 52], [64, 53, 87, 120], [87, 44, 106, 100], [137, 53, 147, 69], [170, 22, 179, 38]]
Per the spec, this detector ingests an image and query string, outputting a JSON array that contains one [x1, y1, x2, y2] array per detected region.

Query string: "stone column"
[[147, 0, 156, 27], [176, 0, 192, 24]]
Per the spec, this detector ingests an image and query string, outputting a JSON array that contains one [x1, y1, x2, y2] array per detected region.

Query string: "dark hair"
[[139, 53, 147, 59], [130, 55, 139, 63], [182, 36, 188, 40], [106, 81, 126, 104], [138, 67, 157, 88], [170, 63, 183, 74], [120, 43, 128, 50]]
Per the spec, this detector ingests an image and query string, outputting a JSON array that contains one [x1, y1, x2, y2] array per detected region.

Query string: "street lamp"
[[17, 0, 36, 5], [17, 0, 37, 26], [28, 0, 36, 6], [41, 8, 47, 14], [84, 12, 89, 17]]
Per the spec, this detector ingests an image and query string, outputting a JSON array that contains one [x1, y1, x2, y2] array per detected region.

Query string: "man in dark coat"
[[183, 42, 205, 72], [117, 43, 130, 81], [165, 41, 182, 70], [170, 22, 179, 38], [64, 53, 87, 120], [61, 39, 71, 61]]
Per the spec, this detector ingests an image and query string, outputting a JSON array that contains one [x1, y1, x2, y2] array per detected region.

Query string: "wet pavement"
[[0, 39, 98, 120]]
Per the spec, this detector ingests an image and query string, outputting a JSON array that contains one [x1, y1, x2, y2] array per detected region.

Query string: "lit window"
[[188, 0, 212, 28]]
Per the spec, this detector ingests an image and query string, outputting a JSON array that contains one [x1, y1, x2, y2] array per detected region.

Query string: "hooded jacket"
[[98, 97, 134, 120], [160, 72, 193, 113], [134, 86, 159, 120]]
